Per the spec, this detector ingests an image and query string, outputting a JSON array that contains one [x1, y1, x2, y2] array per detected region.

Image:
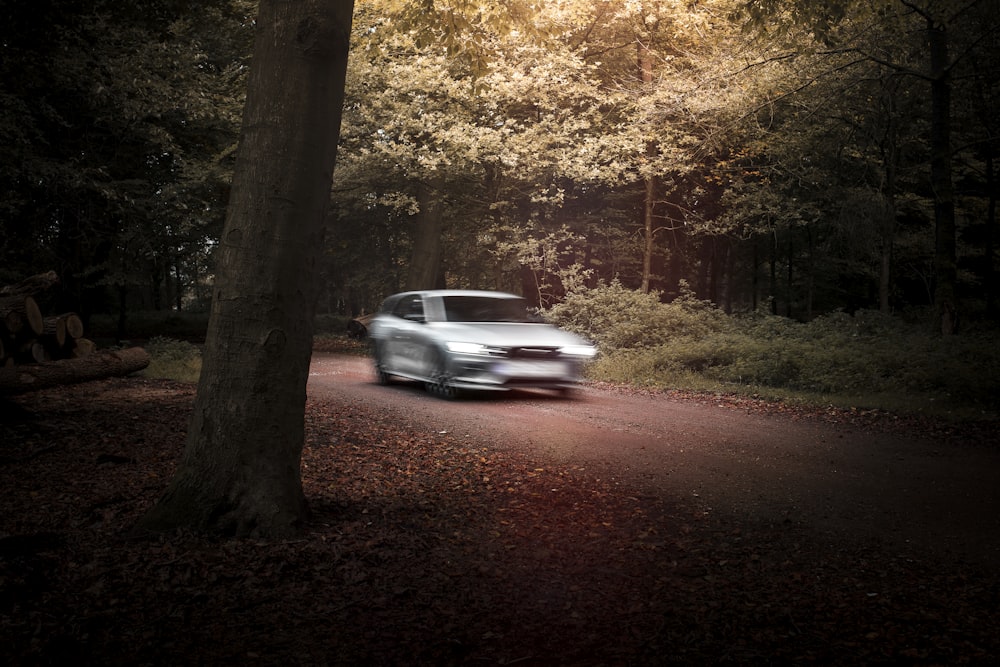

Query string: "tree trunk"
[[927, 15, 957, 334], [1, 295, 43, 336], [878, 71, 900, 315], [879, 195, 896, 315], [806, 226, 815, 320], [641, 175, 656, 293], [639, 40, 656, 294], [406, 177, 446, 290], [786, 233, 793, 318], [0, 347, 149, 395], [137, 0, 355, 538], [984, 140, 996, 318], [724, 237, 735, 313], [769, 229, 778, 315], [0, 270, 60, 299]]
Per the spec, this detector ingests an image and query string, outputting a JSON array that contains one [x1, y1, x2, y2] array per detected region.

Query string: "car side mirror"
[[403, 313, 426, 323]]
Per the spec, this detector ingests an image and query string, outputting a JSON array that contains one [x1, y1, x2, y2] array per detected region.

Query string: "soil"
[[1, 352, 998, 666]]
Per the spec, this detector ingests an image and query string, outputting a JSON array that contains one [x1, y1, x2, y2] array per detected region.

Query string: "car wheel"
[[424, 350, 459, 399], [372, 341, 393, 386], [557, 385, 576, 399]]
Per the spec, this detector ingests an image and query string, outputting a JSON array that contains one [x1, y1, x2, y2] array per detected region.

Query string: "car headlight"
[[446, 341, 488, 355], [559, 345, 597, 358]]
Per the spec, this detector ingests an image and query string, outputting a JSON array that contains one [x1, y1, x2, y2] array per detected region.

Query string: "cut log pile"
[[1, 271, 150, 395]]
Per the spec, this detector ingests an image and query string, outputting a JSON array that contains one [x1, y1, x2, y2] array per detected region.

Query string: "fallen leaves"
[[0, 377, 998, 665]]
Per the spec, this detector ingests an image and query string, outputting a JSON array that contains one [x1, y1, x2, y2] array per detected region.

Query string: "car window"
[[442, 296, 530, 323], [379, 295, 401, 313], [393, 295, 425, 321]]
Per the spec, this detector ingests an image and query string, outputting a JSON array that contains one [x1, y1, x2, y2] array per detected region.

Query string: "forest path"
[[308, 353, 1000, 567]]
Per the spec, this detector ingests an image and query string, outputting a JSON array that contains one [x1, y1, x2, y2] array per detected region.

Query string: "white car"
[[368, 290, 596, 398]]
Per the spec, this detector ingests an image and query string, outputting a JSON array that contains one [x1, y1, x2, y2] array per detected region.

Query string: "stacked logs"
[[0, 271, 94, 366], [1, 271, 149, 394]]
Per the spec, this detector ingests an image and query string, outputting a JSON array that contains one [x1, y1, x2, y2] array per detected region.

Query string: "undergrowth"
[[546, 281, 1000, 420], [140, 336, 202, 384], [136, 319, 365, 383]]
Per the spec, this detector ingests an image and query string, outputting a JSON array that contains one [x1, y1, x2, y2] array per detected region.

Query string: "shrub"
[[544, 280, 731, 351], [142, 336, 202, 383], [575, 300, 999, 418]]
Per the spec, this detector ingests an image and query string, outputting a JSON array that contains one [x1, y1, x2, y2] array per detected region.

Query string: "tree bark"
[[985, 141, 997, 318], [0, 270, 59, 298], [878, 69, 900, 315], [0, 347, 149, 395], [927, 13, 957, 334], [639, 40, 656, 294], [406, 177, 446, 290], [641, 174, 656, 293], [137, 0, 355, 538]]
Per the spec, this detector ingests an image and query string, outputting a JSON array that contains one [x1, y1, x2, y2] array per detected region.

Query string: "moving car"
[[368, 290, 596, 398]]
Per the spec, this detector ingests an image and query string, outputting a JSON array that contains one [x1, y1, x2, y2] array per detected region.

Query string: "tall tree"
[[138, 0, 355, 537], [740, 0, 998, 330], [0, 0, 252, 314], [335, 0, 626, 296]]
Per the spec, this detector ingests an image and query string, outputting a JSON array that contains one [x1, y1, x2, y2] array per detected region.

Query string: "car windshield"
[[442, 296, 531, 323]]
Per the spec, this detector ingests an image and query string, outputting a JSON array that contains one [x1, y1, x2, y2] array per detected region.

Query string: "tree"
[[318, 0, 995, 321], [333, 0, 625, 297], [739, 0, 1000, 330], [138, 0, 355, 537], [0, 0, 252, 317]]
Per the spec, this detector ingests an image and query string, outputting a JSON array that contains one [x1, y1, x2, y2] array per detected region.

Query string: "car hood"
[[428, 322, 591, 348]]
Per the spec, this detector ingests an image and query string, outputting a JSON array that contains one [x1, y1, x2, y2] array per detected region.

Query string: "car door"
[[384, 293, 428, 376]]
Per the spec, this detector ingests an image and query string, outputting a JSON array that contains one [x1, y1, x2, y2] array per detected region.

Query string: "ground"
[[1, 353, 998, 666]]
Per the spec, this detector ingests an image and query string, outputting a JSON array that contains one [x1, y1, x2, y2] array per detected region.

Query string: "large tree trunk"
[[137, 0, 355, 538]]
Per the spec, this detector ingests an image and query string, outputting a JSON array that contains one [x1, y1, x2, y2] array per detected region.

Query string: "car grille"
[[508, 347, 560, 359]]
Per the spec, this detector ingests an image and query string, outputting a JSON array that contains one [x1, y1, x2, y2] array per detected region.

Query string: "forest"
[[1, 0, 998, 334], [4, 5, 1000, 660]]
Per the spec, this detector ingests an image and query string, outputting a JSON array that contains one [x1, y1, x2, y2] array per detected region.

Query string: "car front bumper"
[[446, 354, 584, 390]]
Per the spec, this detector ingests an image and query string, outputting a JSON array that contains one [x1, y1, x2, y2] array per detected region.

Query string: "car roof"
[[378, 289, 525, 314], [389, 289, 523, 300]]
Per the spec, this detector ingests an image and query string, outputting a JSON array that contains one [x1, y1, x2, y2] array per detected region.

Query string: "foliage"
[[2, 0, 998, 329], [585, 304, 1000, 418], [140, 336, 202, 383], [0, 0, 252, 314], [545, 280, 731, 350], [491, 224, 593, 307]]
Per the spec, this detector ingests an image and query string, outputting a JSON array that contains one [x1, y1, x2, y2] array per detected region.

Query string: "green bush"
[[141, 336, 202, 383], [545, 280, 731, 350], [559, 287, 999, 418]]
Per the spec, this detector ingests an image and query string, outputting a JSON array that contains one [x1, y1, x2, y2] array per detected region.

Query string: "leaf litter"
[[1, 376, 998, 665]]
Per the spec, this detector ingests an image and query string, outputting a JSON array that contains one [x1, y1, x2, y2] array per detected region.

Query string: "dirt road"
[[308, 353, 1000, 567]]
